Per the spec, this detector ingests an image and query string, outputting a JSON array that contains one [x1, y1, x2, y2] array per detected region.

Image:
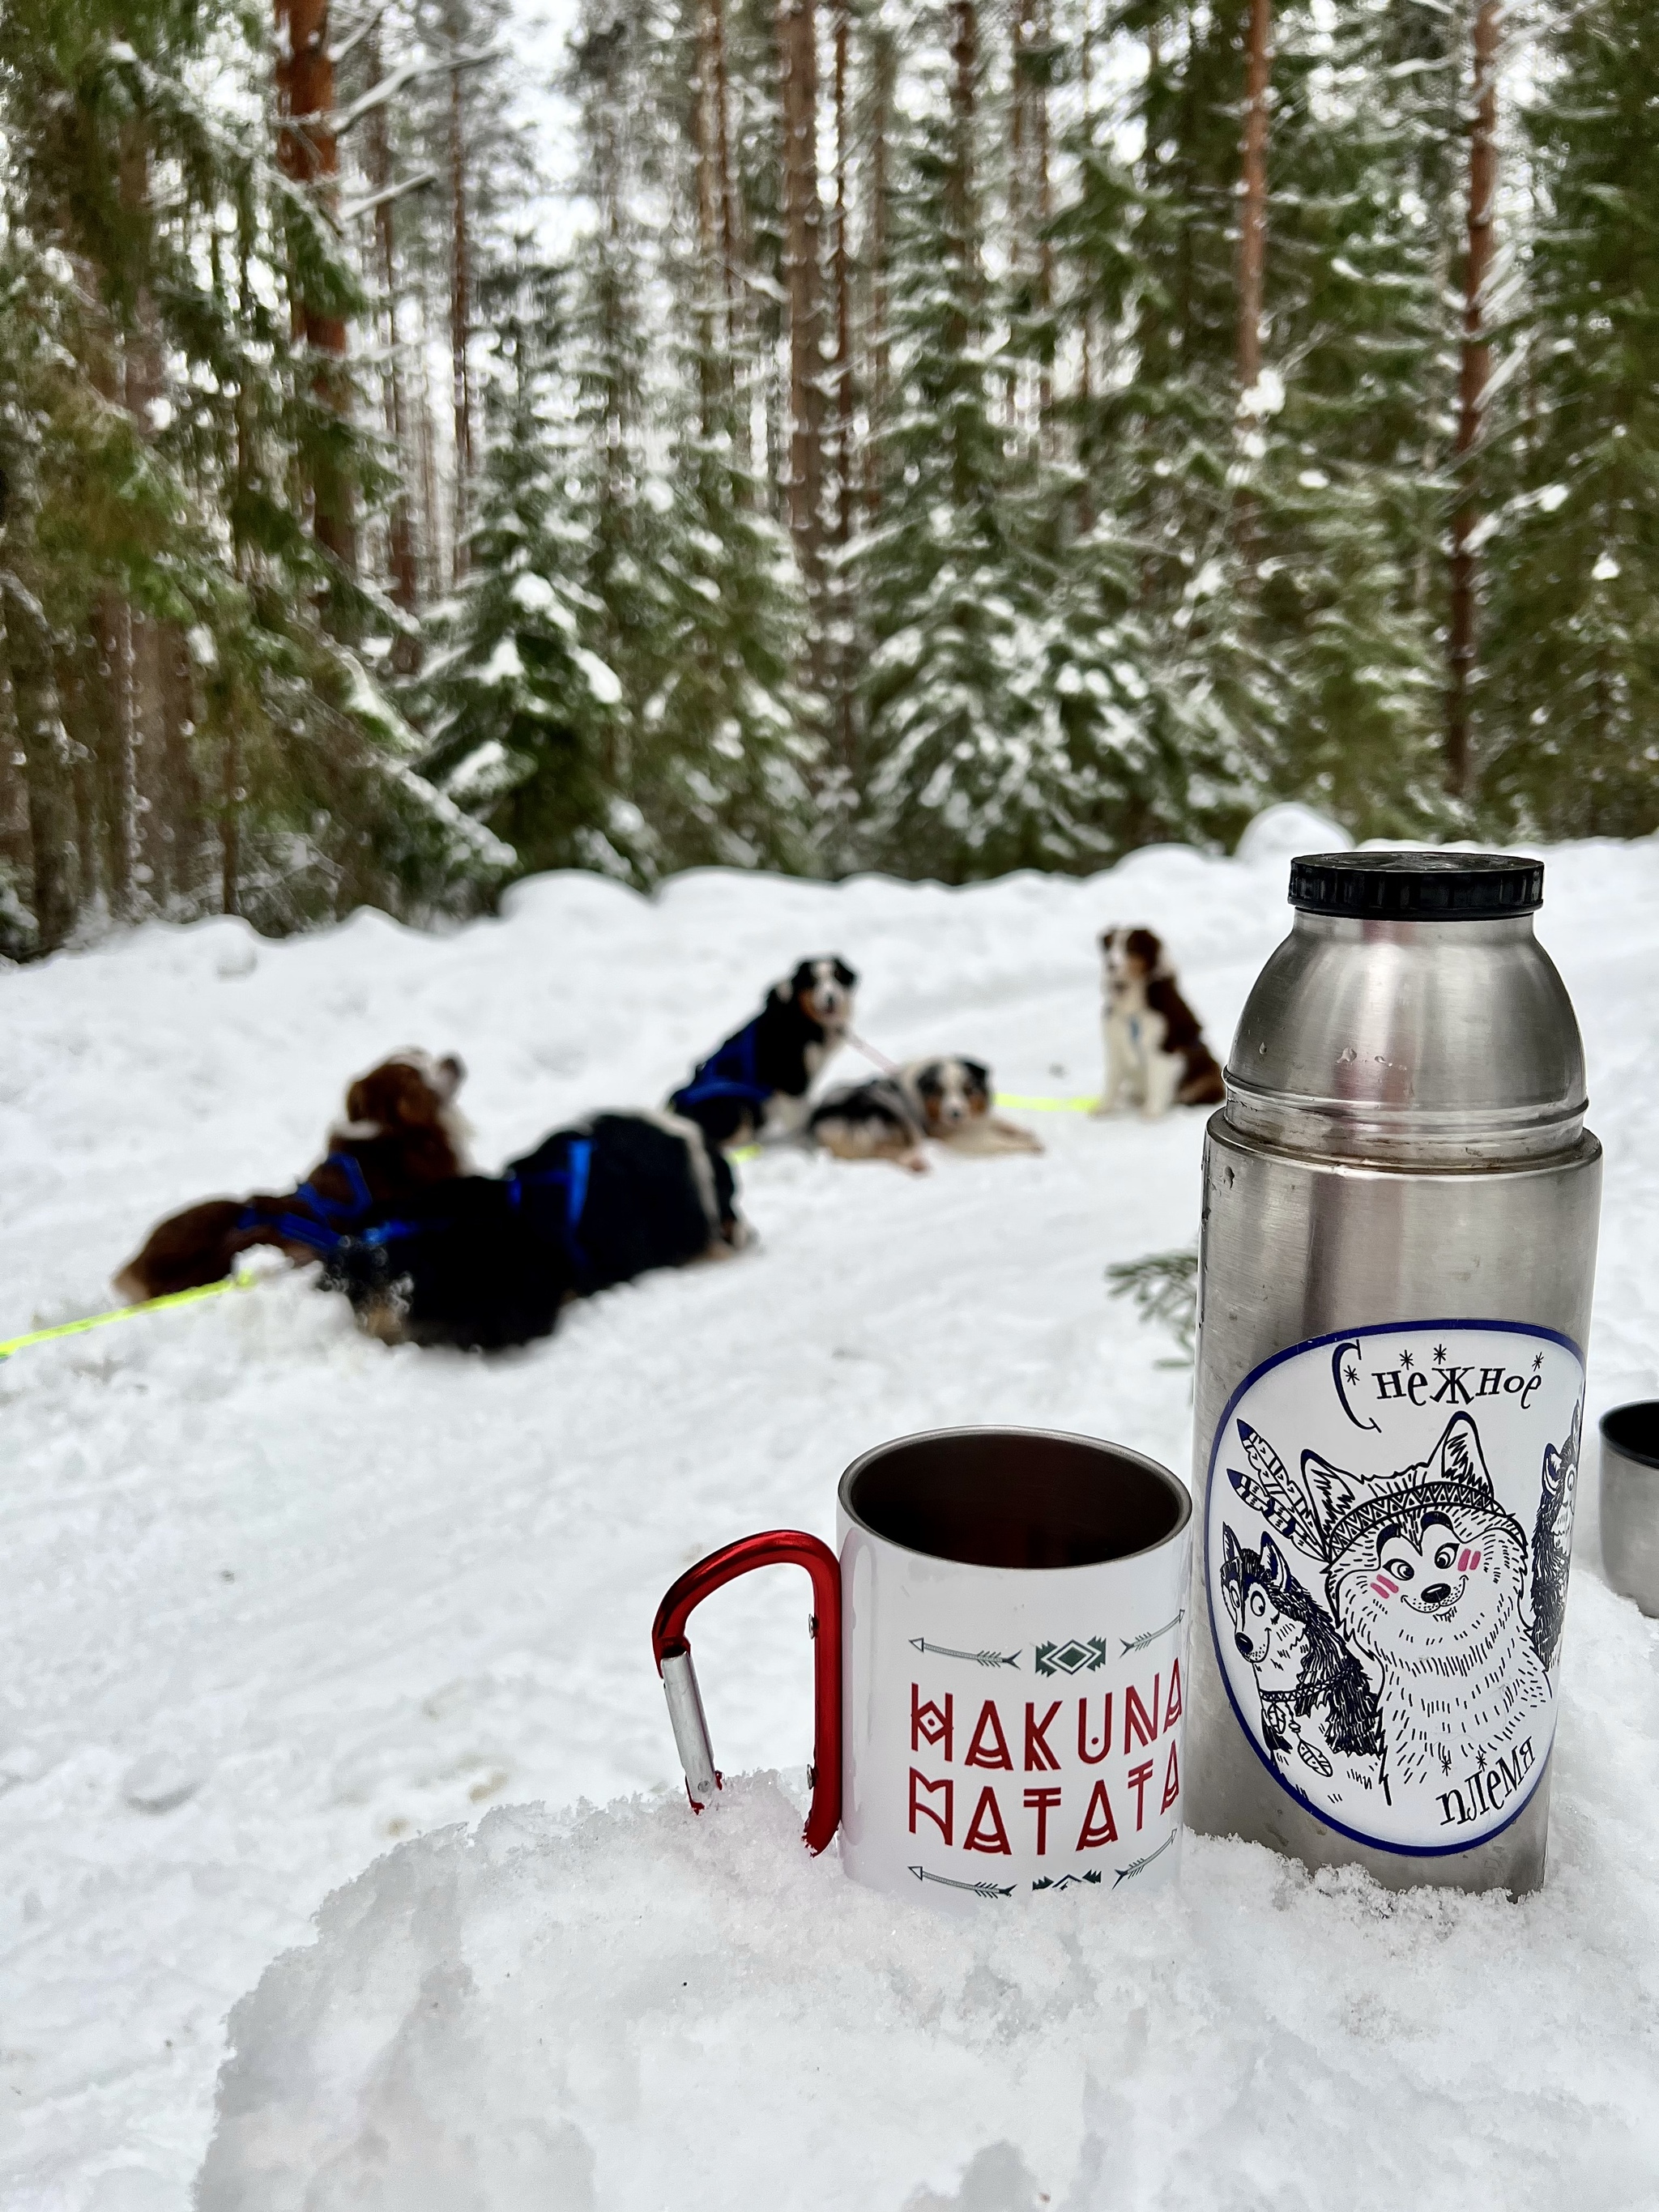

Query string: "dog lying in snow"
[[899, 1057, 1043, 1155], [117, 1059, 742, 1350], [326, 1107, 743, 1351], [1094, 927, 1224, 1118], [669, 957, 856, 1151], [115, 1051, 472, 1301], [807, 1057, 1041, 1170], [807, 1077, 928, 1172]]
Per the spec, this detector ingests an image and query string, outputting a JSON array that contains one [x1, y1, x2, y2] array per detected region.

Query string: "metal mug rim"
[[1600, 1400, 1659, 1473], [837, 1422, 1192, 1573]]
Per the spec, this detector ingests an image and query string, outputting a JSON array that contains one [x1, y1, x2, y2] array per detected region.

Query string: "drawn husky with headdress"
[[1220, 1524, 1385, 1802], [1226, 1403, 1580, 1800]]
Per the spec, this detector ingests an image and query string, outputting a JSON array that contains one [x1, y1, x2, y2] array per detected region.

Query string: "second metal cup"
[[1600, 1402, 1659, 1618]]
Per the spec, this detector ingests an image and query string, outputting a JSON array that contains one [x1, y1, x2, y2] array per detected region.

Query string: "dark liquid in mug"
[[1601, 1400, 1659, 1472], [842, 1428, 1187, 1571]]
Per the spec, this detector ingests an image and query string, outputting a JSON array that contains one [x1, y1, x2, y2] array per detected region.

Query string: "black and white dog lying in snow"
[[669, 957, 857, 1150], [323, 1110, 740, 1350], [808, 1057, 1043, 1170]]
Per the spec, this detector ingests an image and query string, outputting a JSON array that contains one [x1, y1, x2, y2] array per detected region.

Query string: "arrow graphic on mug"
[[909, 1865, 1017, 1899], [1113, 1831, 1177, 1887], [909, 1638, 1021, 1669], [1120, 1608, 1185, 1655]]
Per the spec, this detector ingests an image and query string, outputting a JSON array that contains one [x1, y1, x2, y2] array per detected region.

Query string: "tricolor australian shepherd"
[[669, 957, 856, 1150], [114, 1051, 472, 1302], [1094, 927, 1224, 1118], [807, 1056, 1041, 1169], [808, 1078, 928, 1172], [899, 1057, 1043, 1154]]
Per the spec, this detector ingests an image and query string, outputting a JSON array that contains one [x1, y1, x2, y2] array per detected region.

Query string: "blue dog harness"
[[237, 1138, 596, 1276], [670, 1018, 771, 1116], [237, 1151, 380, 1258], [503, 1134, 594, 1281]]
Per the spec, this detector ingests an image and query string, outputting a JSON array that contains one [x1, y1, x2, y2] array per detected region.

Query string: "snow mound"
[[1233, 801, 1353, 864], [204, 1555, 1659, 2212]]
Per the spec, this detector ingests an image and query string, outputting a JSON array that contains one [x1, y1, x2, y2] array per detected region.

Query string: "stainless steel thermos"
[[1189, 852, 1600, 1894]]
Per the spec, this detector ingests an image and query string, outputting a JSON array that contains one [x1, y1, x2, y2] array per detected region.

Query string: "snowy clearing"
[[4, 813, 1659, 2208]]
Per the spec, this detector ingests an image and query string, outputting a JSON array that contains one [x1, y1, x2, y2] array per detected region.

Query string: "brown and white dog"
[[1094, 928, 1225, 1118], [114, 1050, 471, 1302]]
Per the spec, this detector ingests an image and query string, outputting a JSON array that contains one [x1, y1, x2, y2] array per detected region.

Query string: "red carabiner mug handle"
[[651, 1531, 842, 1854]]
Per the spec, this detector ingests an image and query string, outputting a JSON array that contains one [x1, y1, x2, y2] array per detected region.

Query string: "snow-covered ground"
[[4, 812, 1659, 2209]]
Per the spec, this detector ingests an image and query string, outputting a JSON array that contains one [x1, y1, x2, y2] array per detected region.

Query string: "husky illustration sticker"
[[1205, 1320, 1583, 1855]]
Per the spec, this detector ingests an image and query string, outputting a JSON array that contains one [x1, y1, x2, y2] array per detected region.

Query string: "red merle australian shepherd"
[[1094, 927, 1225, 1118]]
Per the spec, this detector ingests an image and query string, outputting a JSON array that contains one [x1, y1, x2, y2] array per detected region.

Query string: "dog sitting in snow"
[[808, 1057, 1042, 1170], [324, 1108, 743, 1351], [114, 1051, 472, 1302], [1094, 927, 1225, 1118], [669, 957, 856, 1151]]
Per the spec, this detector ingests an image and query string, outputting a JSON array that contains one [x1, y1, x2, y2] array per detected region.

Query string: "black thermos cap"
[[1288, 850, 1544, 920]]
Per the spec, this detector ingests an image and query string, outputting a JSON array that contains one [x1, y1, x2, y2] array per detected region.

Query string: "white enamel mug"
[[651, 1426, 1192, 1912]]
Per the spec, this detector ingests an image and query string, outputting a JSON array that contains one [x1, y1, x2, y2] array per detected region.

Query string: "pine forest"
[[2, 0, 1657, 951]]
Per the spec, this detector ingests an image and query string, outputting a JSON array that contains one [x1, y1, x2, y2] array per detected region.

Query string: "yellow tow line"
[[0, 1270, 258, 1364]]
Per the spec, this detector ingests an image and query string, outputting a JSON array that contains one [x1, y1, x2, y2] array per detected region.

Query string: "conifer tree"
[[1478, 0, 1659, 838], [853, 8, 1059, 880], [0, 0, 505, 946], [416, 258, 630, 875], [1234, 0, 1454, 833]]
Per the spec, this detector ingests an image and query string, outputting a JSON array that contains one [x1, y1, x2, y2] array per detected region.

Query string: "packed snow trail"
[[2, 810, 1658, 2207]]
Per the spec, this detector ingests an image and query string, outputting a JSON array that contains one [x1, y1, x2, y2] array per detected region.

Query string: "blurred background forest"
[[1, 0, 1656, 952]]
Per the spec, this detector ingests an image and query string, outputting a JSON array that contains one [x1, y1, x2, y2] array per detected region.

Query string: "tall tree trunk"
[[447, 2, 475, 582], [830, 0, 857, 785], [76, 256, 139, 921], [159, 621, 203, 901], [1447, 0, 1500, 802], [1236, 0, 1271, 399], [0, 600, 26, 893], [275, 0, 356, 574], [1034, 0, 1052, 435], [777, 0, 824, 582], [220, 717, 241, 917], [119, 125, 174, 907], [708, 0, 741, 337], [415, 284, 445, 590], [832, 0, 855, 545], [948, 0, 979, 505], [6, 580, 77, 952], [864, 24, 893, 519], [95, 595, 138, 918], [55, 646, 101, 911], [365, 25, 422, 665], [689, 0, 724, 436], [1076, 0, 1094, 530], [1010, 0, 1027, 431], [1234, 0, 1272, 561]]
